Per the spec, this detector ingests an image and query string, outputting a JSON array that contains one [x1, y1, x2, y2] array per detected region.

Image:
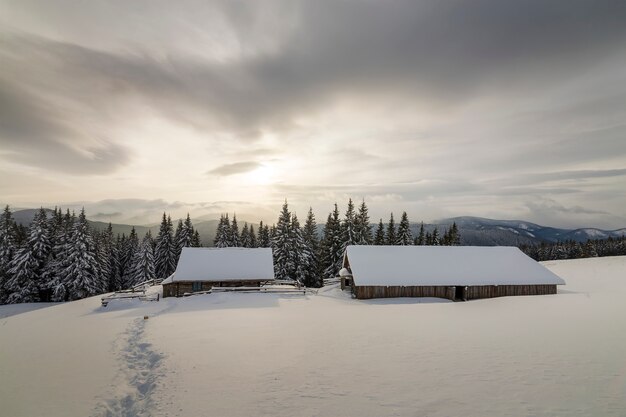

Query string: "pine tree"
[[155, 213, 176, 279], [121, 227, 139, 289], [175, 214, 194, 257], [291, 213, 310, 284], [450, 222, 461, 246], [272, 202, 294, 280], [191, 230, 202, 247], [240, 223, 251, 248], [0, 205, 16, 303], [341, 198, 357, 251], [214, 215, 231, 248], [320, 204, 343, 278], [6, 245, 39, 303], [173, 219, 184, 260], [431, 227, 440, 246], [28, 208, 51, 273], [130, 231, 156, 286], [230, 214, 241, 247], [257, 221, 271, 248], [302, 207, 321, 287], [48, 209, 75, 301], [396, 212, 413, 245], [249, 225, 257, 248], [416, 222, 425, 245], [64, 208, 100, 300], [374, 219, 385, 245], [354, 199, 373, 245], [385, 213, 396, 245]]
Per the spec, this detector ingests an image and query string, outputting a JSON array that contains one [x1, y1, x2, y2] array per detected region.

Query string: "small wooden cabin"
[[341, 245, 565, 301], [162, 247, 275, 298]]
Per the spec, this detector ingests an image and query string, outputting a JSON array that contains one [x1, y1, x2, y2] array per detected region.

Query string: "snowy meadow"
[[1, 256, 625, 417]]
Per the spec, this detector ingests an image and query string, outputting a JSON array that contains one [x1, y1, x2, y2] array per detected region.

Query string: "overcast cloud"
[[1, 0, 625, 228]]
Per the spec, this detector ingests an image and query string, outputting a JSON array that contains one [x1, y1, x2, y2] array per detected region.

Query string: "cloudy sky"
[[1, 0, 626, 228]]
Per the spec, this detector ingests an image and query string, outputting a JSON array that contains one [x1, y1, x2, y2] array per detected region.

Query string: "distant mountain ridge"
[[435, 216, 626, 246], [12, 210, 625, 247]]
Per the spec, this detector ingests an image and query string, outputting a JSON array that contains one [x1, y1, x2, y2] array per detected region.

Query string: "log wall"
[[353, 284, 557, 300], [162, 280, 262, 298]]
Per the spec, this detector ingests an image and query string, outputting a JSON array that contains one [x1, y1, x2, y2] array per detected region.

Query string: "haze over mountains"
[[12, 209, 625, 247]]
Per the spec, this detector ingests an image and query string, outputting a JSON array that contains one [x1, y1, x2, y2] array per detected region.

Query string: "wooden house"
[[162, 247, 275, 298], [341, 245, 565, 300]]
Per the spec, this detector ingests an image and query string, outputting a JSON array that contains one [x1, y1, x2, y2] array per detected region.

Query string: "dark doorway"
[[454, 286, 466, 301]]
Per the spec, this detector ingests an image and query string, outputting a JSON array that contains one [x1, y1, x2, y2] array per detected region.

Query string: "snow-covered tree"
[[416, 222, 425, 245], [240, 223, 251, 248], [292, 213, 312, 285], [47, 209, 75, 301], [191, 229, 202, 247], [320, 204, 343, 278], [272, 202, 295, 280], [155, 213, 176, 279], [120, 227, 139, 289], [249, 225, 257, 248], [341, 198, 357, 251], [64, 209, 100, 300], [302, 207, 320, 287], [374, 219, 385, 245], [385, 213, 396, 245], [6, 246, 39, 303], [130, 231, 156, 286], [354, 199, 373, 245], [257, 221, 271, 248], [214, 215, 231, 248], [0, 205, 16, 303], [174, 215, 193, 261], [230, 214, 241, 247], [396, 212, 413, 245]]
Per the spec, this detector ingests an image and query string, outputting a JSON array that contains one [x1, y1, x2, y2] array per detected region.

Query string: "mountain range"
[[12, 209, 626, 247]]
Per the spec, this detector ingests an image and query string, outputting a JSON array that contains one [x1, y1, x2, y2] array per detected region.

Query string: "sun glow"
[[246, 164, 276, 186]]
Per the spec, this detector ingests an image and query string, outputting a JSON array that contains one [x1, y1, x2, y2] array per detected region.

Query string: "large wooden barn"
[[341, 245, 565, 300], [162, 247, 275, 298]]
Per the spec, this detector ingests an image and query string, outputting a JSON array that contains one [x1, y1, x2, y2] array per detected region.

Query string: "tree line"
[[521, 237, 626, 261], [0, 200, 461, 304], [0, 206, 201, 304]]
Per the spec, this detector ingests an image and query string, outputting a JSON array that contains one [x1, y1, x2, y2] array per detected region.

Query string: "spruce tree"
[[240, 223, 251, 248], [302, 207, 321, 287], [292, 213, 314, 285], [320, 204, 343, 278], [450, 222, 461, 245], [230, 214, 240, 247], [191, 230, 202, 247], [397, 212, 413, 245], [431, 227, 440, 246], [173, 219, 184, 260], [374, 219, 385, 245], [0, 205, 16, 303], [131, 231, 156, 286], [48, 209, 75, 301], [355, 199, 373, 245], [155, 213, 176, 279], [257, 221, 271, 248], [6, 245, 39, 303], [175, 214, 194, 256], [249, 225, 257, 248], [416, 222, 425, 245], [121, 227, 139, 288], [214, 215, 231, 248], [341, 198, 357, 251], [64, 209, 100, 300], [385, 213, 396, 245], [272, 202, 294, 280]]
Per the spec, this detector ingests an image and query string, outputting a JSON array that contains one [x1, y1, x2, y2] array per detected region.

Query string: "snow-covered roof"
[[169, 247, 275, 282], [344, 245, 565, 286]]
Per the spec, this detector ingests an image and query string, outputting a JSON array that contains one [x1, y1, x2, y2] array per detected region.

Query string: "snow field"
[[0, 256, 625, 417]]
